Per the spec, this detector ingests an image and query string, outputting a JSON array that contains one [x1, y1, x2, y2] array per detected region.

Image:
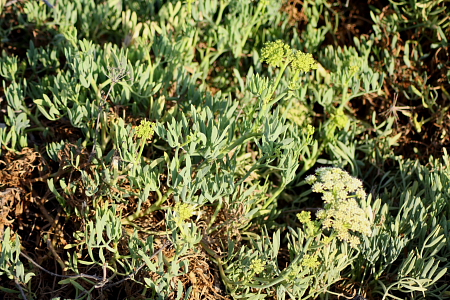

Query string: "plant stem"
[[261, 183, 286, 210], [260, 62, 289, 118], [206, 200, 223, 233], [121, 188, 174, 224]]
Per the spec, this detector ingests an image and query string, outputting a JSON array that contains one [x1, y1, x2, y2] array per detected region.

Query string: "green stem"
[[24, 126, 48, 133], [122, 220, 172, 235], [132, 138, 146, 175], [200, 240, 243, 287], [239, 2, 265, 51], [338, 83, 349, 110], [222, 132, 262, 155], [260, 62, 289, 117], [215, 0, 228, 26], [207, 200, 223, 234], [270, 63, 289, 102], [121, 188, 174, 224], [28, 113, 46, 129], [261, 183, 286, 210], [91, 77, 102, 101], [137, 139, 146, 161], [197, 132, 261, 170], [236, 155, 268, 186], [296, 142, 326, 180]]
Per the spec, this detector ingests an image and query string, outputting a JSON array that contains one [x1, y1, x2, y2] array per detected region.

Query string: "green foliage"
[[221, 168, 371, 299], [1, 0, 450, 299], [348, 151, 450, 299], [0, 228, 35, 295]]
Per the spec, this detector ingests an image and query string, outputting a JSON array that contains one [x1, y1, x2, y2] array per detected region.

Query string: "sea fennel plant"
[[222, 167, 373, 299], [43, 36, 319, 298], [3, 1, 450, 299], [208, 41, 374, 299]]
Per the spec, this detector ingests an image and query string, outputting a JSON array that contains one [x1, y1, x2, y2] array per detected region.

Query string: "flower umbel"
[[307, 167, 372, 248], [261, 40, 318, 72], [291, 51, 318, 73], [173, 202, 195, 222], [332, 109, 349, 129], [301, 254, 319, 269], [297, 211, 312, 224], [308, 167, 366, 203], [261, 40, 291, 67], [297, 210, 321, 238], [250, 258, 266, 274], [258, 40, 317, 115], [135, 119, 156, 140]]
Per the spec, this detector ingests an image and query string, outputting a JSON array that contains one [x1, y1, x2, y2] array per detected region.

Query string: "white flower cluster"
[[306, 167, 366, 203], [306, 167, 372, 247]]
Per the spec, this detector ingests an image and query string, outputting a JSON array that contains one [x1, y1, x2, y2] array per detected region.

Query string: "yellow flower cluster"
[[261, 40, 318, 73], [135, 119, 156, 140], [301, 254, 319, 269], [173, 202, 195, 221], [332, 109, 349, 129], [285, 254, 319, 284], [297, 210, 312, 224], [291, 51, 318, 73], [261, 40, 291, 67], [250, 258, 266, 274]]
